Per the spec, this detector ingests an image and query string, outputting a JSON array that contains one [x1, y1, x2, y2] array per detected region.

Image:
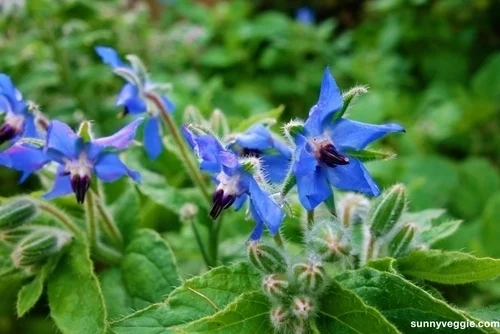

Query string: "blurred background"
[[0, 0, 499, 331]]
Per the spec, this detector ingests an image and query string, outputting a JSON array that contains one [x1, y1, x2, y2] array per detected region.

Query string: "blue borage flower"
[[231, 123, 292, 184], [296, 7, 315, 25], [292, 68, 405, 210], [182, 126, 284, 240], [95, 46, 175, 160], [42, 119, 143, 203], [0, 74, 38, 144]]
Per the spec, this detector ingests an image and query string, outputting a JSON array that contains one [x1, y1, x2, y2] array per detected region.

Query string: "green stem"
[[85, 191, 98, 248], [37, 201, 82, 236], [92, 190, 124, 248], [145, 92, 211, 203], [190, 218, 211, 268], [93, 242, 122, 264], [208, 216, 223, 267], [307, 210, 315, 230]]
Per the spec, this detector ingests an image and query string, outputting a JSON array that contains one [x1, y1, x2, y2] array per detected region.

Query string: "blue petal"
[[233, 194, 248, 211], [94, 152, 140, 183], [89, 118, 143, 159], [0, 143, 49, 180], [292, 134, 317, 176], [0, 74, 25, 115], [0, 95, 12, 114], [236, 124, 273, 150], [304, 68, 343, 136], [143, 117, 163, 160], [262, 153, 290, 184], [219, 151, 239, 176], [296, 7, 315, 24], [325, 158, 380, 196], [248, 177, 283, 236], [161, 96, 176, 113], [181, 125, 196, 149], [22, 115, 39, 138], [329, 118, 405, 151], [43, 173, 73, 200], [249, 204, 264, 240], [95, 46, 124, 69], [44, 121, 82, 163], [296, 167, 331, 210], [116, 84, 147, 114], [195, 135, 223, 174]]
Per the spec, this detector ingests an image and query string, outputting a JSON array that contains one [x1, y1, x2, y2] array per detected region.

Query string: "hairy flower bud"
[[262, 274, 289, 298], [209, 109, 230, 137], [291, 295, 315, 320], [11, 228, 72, 268], [247, 241, 287, 274], [306, 220, 349, 262], [293, 257, 326, 292], [388, 223, 417, 257], [183, 105, 205, 125], [337, 194, 370, 228], [0, 198, 38, 230], [370, 184, 406, 237], [270, 305, 289, 331], [180, 203, 199, 221]]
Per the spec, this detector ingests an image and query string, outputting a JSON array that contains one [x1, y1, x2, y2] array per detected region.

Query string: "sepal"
[[247, 241, 288, 274], [0, 197, 38, 230], [369, 184, 406, 237]]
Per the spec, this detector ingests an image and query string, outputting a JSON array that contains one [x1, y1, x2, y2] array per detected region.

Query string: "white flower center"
[[64, 153, 92, 177], [5, 112, 25, 132], [216, 172, 242, 196]]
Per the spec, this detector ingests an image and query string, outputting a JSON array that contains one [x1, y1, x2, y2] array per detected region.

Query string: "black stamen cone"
[[319, 143, 349, 168], [0, 123, 17, 145], [210, 189, 235, 219], [70, 175, 91, 204], [241, 148, 262, 158]]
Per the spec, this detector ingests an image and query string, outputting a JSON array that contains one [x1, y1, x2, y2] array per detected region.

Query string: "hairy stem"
[[37, 201, 82, 236], [91, 190, 124, 248], [307, 210, 315, 230], [145, 92, 211, 203], [190, 218, 211, 268], [84, 191, 98, 248]]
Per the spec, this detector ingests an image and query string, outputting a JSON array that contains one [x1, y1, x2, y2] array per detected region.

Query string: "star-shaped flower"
[[292, 68, 405, 210], [182, 126, 284, 240], [95, 46, 175, 159]]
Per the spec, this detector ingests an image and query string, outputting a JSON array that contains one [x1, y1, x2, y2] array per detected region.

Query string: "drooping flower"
[[42, 119, 143, 204], [95, 46, 175, 159], [291, 68, 404, 210], [231, 124, 292, 184], [182, 126, 284, 240], [0, 74, 37, 144]]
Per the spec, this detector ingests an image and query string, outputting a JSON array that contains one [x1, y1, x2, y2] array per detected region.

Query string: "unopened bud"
[[0, 227, 30, 244], [183, 105, 205, 125], [0, 198, 38, 230], [388, 223, 417, 257], [270, 305, 289, 330], [180, 203, 199, 221], [209, 109, 230, 137], [306, 220, 349, 262], [11, 228, 72, 268], [370, 184, 406, 237], [262, 274, 289, 297], [291, 295, 315, 320], [247, 241, 287, 274], [337, 194, 370, 228], [293, 257, 325, 292]]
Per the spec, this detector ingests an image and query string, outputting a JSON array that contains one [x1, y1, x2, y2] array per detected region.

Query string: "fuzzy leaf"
[[173, 292, 271, 333], [419, 220, 461, 245], [47, 238, 106, 334], [395, 250, 500, 284], [100, 229, 180, 319], [366, 257, 397, 273], [316, 280, 399, 333], [336, 267, 485, 333], [110, 262, 260, 333]]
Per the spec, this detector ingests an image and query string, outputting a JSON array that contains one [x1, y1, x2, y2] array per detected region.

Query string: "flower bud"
[[388, 223, 417, 257], [292, 257, 325, 292], [11, 228, 72, 268], [370, 184, 406, 237], [180, 203, 199, 221], [291, 295, 315, 320], [270, 305, 289, 331], [0, 198, 38, 230], [183, 105, 205, 125], [262, 274, 289, 298], [337, 194, 370, 228], [209, 109, 230, 137], [306, 220, 349, 262], [247, 241, 287, 274]]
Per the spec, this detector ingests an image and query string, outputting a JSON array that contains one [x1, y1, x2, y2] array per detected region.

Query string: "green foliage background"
[[0, 0, 499, 332]]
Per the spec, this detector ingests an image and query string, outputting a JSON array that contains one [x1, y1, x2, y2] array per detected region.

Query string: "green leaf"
[[336, 267, 484, 333], [467, 304, 500, 322], [419, 220, 461, 245], [173, 292, 271, 333], [316, 280, 399, 333], [110, 262, 260, 333], [233, 105, 284, 133], [47, 238, 106, 334], [481, 193, 500, 257], [100, 229, 181, 319], [17, 256, 59, 317], [366, 257, 397, 273], [396, 250, 500, 284]]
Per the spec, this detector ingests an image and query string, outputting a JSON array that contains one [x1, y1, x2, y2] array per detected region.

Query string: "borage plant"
[[0, 51, 499, 334]]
